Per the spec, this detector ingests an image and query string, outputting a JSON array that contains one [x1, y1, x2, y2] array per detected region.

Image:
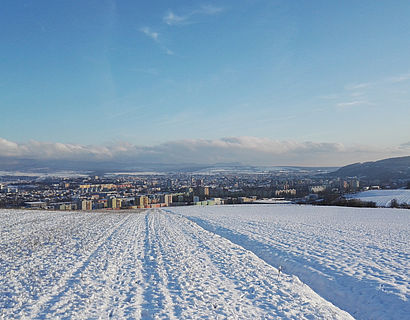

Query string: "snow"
[[346, 189, 410, 207], [170, 205, 410, 320], [0, 208, 353, 319]]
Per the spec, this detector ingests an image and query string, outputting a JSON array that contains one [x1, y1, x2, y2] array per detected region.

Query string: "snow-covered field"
[[1, 208, 352, 319], [170, 205, 410, 320], [346, 189, 410, 207], [0, 206, 408, 319]]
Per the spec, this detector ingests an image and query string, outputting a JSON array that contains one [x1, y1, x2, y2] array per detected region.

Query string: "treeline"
[[389, 199, 410, 209], [314, 194, 410, 209], [317, 198, 377, 208]]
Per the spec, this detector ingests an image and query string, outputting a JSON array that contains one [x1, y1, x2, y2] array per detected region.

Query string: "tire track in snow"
[[152, 210, 352, 319], [158, 212, 265, 319], [29, 212, 138, 319], [115, 212, 145, 319], [140, 210, 177, 319], [1, 211, 123, 318], [63, 211, 146, 319], [1, 208, 355, 319]]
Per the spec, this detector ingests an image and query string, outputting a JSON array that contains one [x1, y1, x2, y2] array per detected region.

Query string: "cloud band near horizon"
[[0, 137, 409, 167]]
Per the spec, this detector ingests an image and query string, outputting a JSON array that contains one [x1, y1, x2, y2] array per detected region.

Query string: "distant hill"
[[329, 156, 410, 181], [0, 157, 337, 175], [0, 157, 211, 173]]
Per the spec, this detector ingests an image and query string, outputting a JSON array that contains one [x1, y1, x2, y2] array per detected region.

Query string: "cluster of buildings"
[[0, 169, 391, 211]]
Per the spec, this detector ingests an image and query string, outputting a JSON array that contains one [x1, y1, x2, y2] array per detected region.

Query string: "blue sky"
[[1, 1, 410, 166]]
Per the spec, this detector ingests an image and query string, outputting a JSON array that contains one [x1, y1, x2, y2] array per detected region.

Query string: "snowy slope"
[[170, 205, 410, 320], [0, 209, 352, 319], [347, 189, 410, 206]]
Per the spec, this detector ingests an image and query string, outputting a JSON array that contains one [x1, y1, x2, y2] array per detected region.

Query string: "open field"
[[346, 189, 410, 207], [1, 205, 409, 319], [171, 205, 410, 320]]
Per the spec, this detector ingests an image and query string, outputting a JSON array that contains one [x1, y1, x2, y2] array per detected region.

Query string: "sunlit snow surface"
[[346, 189, 410, 207], [1, 206, 409, 319], [170, 205, 410, 320], [1, 209, 352, 319]]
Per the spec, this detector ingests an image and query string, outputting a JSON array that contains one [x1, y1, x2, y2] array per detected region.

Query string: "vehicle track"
[[1, 209, 354, 319], [141, 209, 352, 319], [29, 212, 139, 318]]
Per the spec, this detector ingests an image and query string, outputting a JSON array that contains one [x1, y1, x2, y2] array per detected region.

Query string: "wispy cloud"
[[345, 82, 373, 91], [164, 48, 174, 55], [140, 5, 224, 55], [336, 100, 372, 109], [345, 72, 410, 91], [336, 71, 410, 110], [387, 73, 410, 83], [163, 12, 188, 26], [140, 27, 159, 42], [139, 27, 173, 55], [163, 5, 224, 26], [199, 5, 224, 15]]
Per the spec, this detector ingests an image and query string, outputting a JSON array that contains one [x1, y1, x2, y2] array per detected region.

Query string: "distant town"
[[2, 164, 409, 211]]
